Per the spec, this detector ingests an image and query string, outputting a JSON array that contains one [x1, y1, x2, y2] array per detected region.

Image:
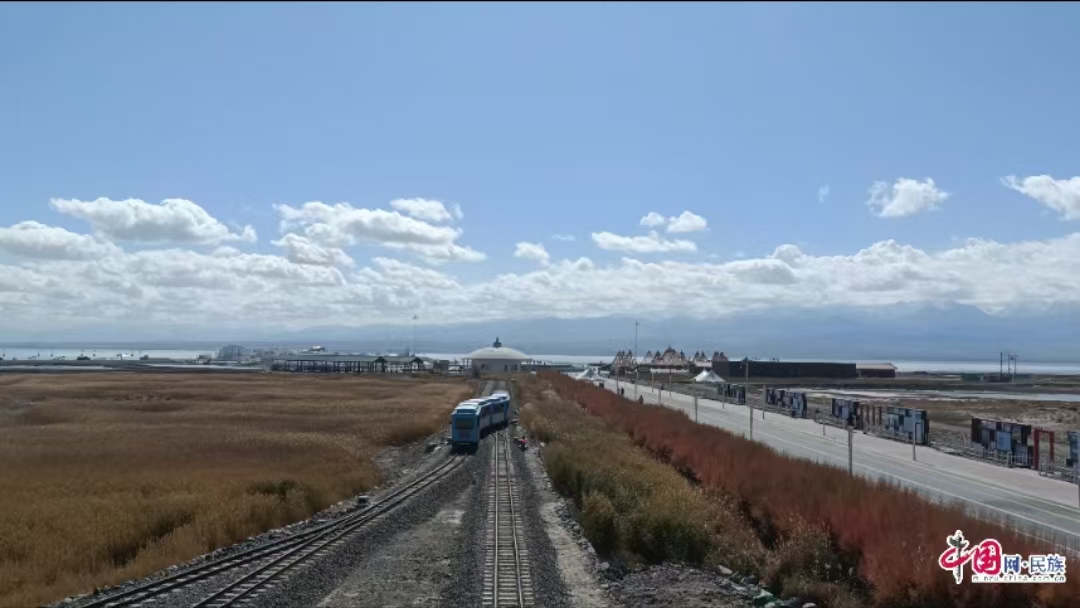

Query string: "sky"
[[1, 2, 1080, 341]]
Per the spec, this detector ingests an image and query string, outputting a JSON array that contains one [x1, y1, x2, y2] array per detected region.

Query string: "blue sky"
[[1, 2, 1079, 337]]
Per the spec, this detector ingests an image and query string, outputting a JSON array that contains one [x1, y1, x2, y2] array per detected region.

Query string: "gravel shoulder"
[[522, 439, 612, 608], [314, 481, 472, 608], [255, 446, 484, 608], [525, 440, 764, 608], [505, 428, 571, 608]]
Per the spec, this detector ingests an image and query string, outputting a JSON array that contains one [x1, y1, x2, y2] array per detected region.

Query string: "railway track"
[[83, 452, 470, 608], [481, 430, 534, 608]]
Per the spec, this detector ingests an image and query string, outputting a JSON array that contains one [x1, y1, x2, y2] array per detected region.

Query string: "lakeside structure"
[[464, 337, 533, 373], [269, 353, 428, 373], [610, 348, 862, 379]]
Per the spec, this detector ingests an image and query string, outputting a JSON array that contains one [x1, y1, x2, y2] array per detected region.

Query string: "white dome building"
[[466, 337, 532, 373]]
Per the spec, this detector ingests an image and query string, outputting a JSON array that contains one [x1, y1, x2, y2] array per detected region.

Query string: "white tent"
[[693, 370, 725, 384], [575, 367, 602, 381]]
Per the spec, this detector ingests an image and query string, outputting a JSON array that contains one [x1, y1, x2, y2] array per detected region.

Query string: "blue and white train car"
[[450, 392, 512, 450], [450, 400, 484, 448], [488, 391, 511, 427]]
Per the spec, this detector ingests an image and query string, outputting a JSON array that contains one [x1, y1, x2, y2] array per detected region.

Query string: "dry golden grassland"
[[0, 372, 471, 608]]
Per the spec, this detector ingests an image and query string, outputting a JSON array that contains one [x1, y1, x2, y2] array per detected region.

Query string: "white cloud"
[[389, 198, 458, 223], [592, 231, 697, 253], [1002, 175, 1080, 220], [666, 211, 707, 233], [727, 258, 798, 284], [640, 212, 667, 228], [50, 197, 257, 244], [866, 178, 949, 218], [271, 233, 355, 266], [818, 185, 830, 203], [0, 221, 120, 259], [7, 197, 1080, 333], [552, 234, 576, 242], [514, 242, 550, 265], [639, 210, 707, 233], [383, 241, 486, 264], [275, 201, 485, 264]]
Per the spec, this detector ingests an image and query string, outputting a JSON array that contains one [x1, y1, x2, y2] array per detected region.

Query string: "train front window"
[[453, 417, 474, 430]]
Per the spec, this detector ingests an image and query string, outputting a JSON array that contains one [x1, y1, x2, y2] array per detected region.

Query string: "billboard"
[[765, 388, 808, 418], [880, 406, 929, 444], [970, 417, 1033, 467], [831, 398, 860, 426], [720, 383, 746, 405]]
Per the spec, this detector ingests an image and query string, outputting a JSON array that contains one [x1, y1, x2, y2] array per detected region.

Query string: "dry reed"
[[0, 372, 471, 608], [534, 373, 1080, 608]]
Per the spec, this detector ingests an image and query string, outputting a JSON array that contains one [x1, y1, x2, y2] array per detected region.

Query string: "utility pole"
[[749, 393, 754, 440], [912, 421, 917, 462], [745, 357, 753, 436], [411, 314, 418, 356], [634, 320, 639, 362], [694, 394, 699, 423], [635, 368, 639, 398], [848, 427, 854, 475]]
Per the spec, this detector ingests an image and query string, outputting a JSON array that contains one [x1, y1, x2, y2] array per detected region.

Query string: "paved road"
[[601, 380, 1080, 556]]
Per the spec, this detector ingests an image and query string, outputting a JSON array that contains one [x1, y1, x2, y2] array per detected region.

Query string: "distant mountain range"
[[4, 303, 1080, 362]]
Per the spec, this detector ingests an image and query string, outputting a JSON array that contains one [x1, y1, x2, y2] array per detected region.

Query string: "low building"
[[857, 363, 897, 378], [690, 351, 711, 370], [271, 354, 427, 373], [217, 344, 247, 361], [726, 359, 857, 379], [647, 346, 689, 367], [611, 350, 637, 372], [465, 337, 532, 373]]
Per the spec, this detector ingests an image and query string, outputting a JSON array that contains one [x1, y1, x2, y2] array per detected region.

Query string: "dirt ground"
[[902, 397, 1080, 450]]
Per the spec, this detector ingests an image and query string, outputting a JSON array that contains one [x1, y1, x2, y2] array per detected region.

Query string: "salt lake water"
[[0, 347, 212, 361], [3, 346, 1080, 376]]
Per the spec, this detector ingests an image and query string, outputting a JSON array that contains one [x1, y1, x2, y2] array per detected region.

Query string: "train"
[[450, 390, 511, 450]]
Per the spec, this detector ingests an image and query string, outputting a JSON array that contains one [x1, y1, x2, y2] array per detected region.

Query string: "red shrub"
[[542, 373, 1080, 608]]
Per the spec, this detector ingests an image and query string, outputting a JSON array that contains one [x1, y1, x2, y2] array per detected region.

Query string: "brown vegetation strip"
[[530, 373, 1079, 608], [0, 373, 471, 608]]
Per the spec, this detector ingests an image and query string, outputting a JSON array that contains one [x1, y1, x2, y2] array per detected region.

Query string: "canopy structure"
[[575, 367, 602, 381], [693, 370, 725, 384]]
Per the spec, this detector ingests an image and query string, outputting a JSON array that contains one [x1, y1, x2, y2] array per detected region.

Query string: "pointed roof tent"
[[693, 370, 725, 384], [575, 367, 602, 381]]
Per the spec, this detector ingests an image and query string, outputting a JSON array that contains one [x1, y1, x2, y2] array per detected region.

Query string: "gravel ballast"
[[255, 448, 484, 608], [505, 428, 572, 608]]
